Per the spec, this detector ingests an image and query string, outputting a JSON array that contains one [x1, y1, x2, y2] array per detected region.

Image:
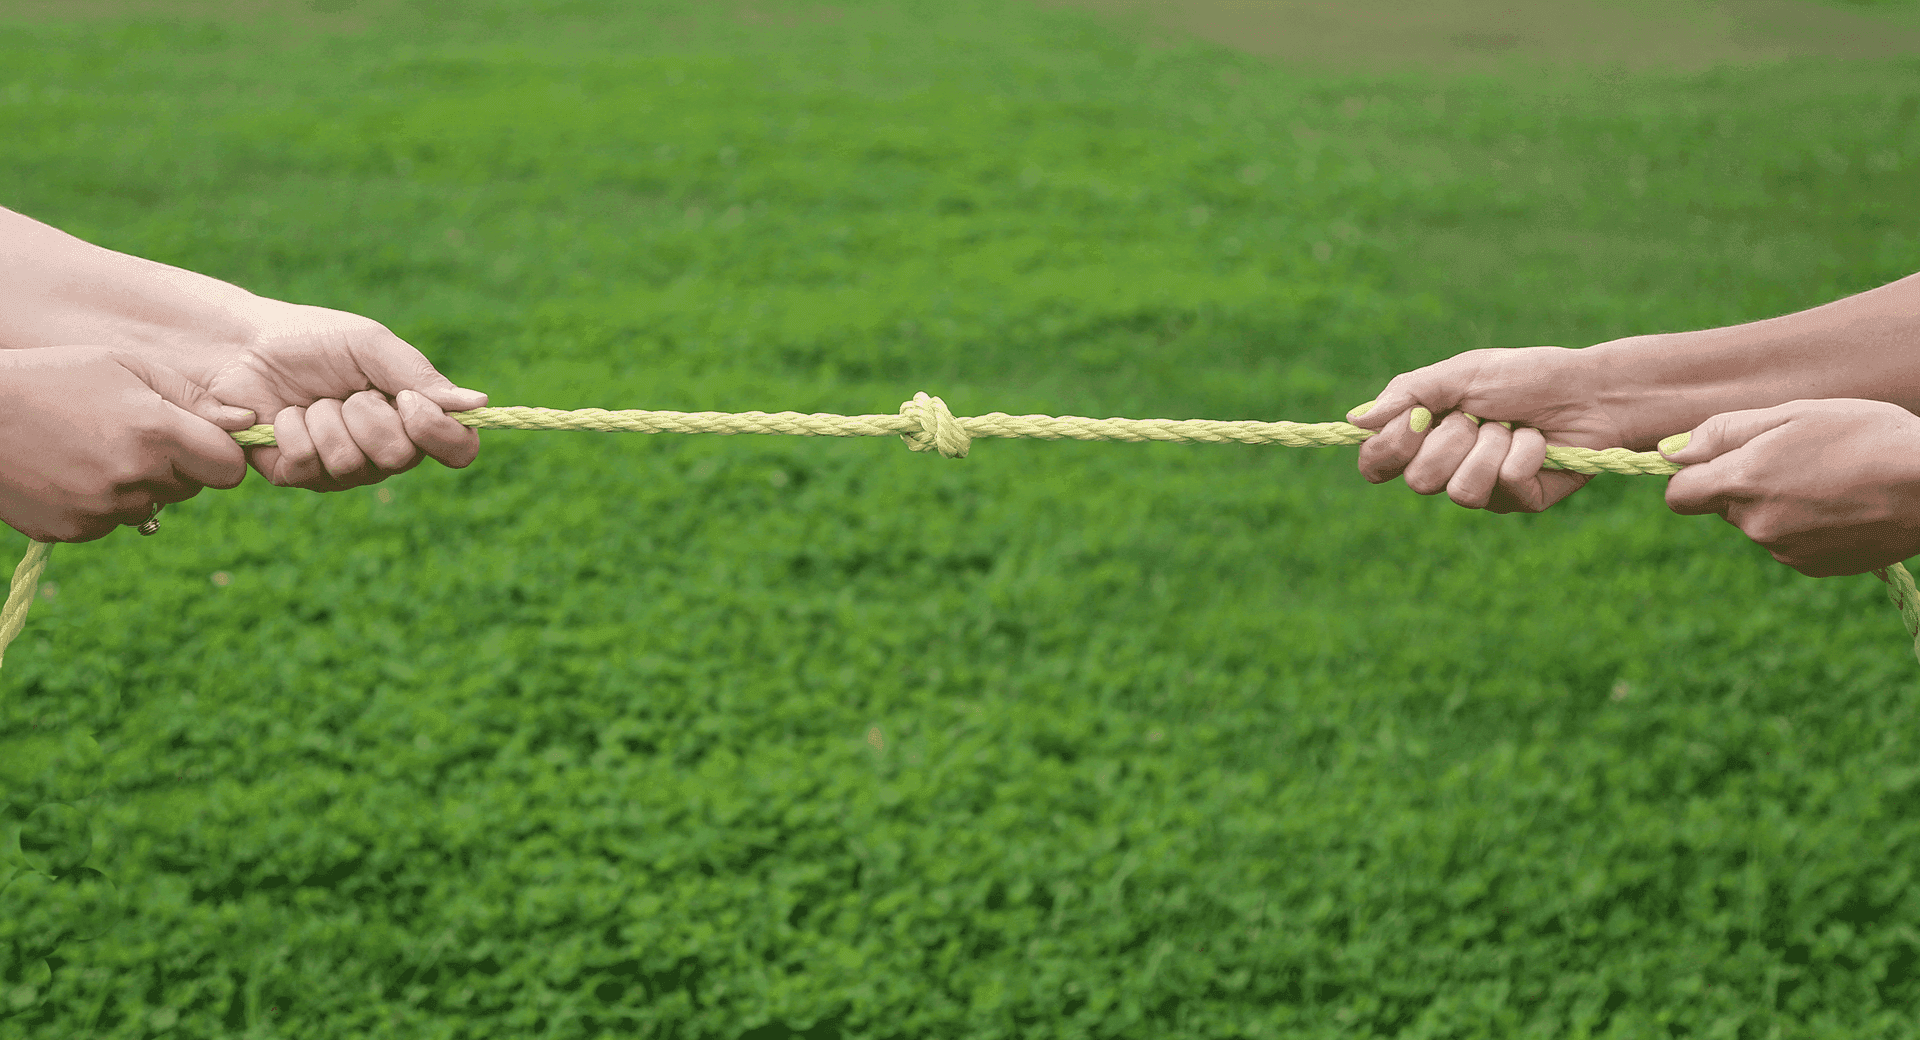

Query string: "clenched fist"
[[0, 346, 257, 543]]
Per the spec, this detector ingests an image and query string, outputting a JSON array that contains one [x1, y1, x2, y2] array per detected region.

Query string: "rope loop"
[[899, 392, 971, 459]]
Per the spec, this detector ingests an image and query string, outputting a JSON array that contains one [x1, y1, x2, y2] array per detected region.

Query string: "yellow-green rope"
[[5, 393, 1918, 672]]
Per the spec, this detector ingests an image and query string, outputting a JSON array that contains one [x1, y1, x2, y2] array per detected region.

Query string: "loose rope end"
[[1875, 562, 1920, 665], [1, 539, 54, 674]]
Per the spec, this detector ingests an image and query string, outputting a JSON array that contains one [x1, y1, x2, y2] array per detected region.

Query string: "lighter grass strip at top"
[[5, 392, 1919, 673]]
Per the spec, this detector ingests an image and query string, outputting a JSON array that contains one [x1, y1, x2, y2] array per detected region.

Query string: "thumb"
[[1345, 376, 1467, 434], [1655, 406, 1788, 464], [112, 351, 257, 432], [355, 332, 488, 413], [110, 351, 250, 489]]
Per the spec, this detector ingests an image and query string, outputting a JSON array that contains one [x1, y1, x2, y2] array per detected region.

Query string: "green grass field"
[[4, 0, 1920, 1035]]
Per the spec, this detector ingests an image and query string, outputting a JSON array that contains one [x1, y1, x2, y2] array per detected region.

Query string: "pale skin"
[[0, 203, 488, 543], [5, 203, 1919, 576], [1346, 269, 1920, 578]]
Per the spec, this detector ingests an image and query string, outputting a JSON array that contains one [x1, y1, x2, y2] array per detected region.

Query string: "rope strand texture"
[[6, 392, 1918, 671], [230, 396, 1688, 472]]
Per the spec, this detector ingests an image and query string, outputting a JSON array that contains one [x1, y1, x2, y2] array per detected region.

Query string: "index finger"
[[1663, 453, 1746, 519], [396, 389, 482, 469], [1348, 359, 1489, 481]]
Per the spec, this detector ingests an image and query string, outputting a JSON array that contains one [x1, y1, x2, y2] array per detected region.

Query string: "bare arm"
[[0, 203, 486, 493], [0, 204, 259, 355], [1587, 270, 1920, 449]]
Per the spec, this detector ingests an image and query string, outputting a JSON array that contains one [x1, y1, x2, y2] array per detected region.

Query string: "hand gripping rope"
[[5, 393, 1918, 673]]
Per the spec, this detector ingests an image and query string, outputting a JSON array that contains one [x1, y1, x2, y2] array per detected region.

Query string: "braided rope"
[[223, 396, 1689, 473], [5, 393, 1917, 670]]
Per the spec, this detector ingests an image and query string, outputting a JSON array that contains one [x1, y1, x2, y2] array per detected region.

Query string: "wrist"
[[1585, 270, 1920, 448], [30, 251, 260, 359], [0, 205, 259, 357], [1583, 324, 1866, 450], [1580, 332, 1722, 450]]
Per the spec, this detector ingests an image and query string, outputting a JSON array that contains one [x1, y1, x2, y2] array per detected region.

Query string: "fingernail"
[[1658, 431, 1691, 456], [1408, 407, 1432, 434], [1347, 400, 1376, 419]]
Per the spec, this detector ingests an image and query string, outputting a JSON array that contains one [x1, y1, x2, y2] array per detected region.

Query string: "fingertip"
[[412, 387, 487, 413], [434, 435, 480, 470], [1657, 431, 1693, 458]]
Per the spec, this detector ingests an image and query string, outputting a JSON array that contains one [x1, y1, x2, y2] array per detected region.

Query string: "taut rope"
[[6, 392, 1918, 670]]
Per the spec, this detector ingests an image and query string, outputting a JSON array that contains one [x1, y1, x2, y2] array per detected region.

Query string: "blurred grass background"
[[2, 0, 1920, 1036]]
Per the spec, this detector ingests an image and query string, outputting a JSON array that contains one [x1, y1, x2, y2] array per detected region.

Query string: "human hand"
[[143, 297, 488, 492], [1657, 398, 1920, 578], [0, 346, 254, 543], [1343, 345, 1634, 513]]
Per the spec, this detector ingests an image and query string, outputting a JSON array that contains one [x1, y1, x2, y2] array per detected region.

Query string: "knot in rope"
[[898, 392, 971, 459], [6, 394, 1920, 676]]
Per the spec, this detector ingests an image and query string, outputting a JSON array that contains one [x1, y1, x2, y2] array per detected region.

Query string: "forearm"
[[0, 204, 259, 355], [1586, 270, 1920, 449]]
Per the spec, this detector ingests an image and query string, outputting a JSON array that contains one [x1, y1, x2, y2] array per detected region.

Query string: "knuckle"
[[1722, 462, 1762, 501], [374, 440, 420, 470], [321, 449, 362, 479], [273, 448, 316, 481], [1448, 485, 1487, 509], [101, 456, 154, 491], [81, 490, 123, 519], [56, 517, 106, 543]]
